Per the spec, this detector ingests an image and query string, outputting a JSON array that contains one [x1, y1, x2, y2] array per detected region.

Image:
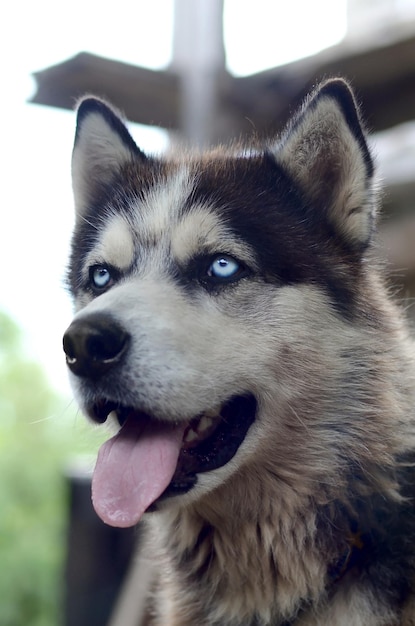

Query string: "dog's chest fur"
[[145, 458, 415, 626], [149, 501, 326, 625]]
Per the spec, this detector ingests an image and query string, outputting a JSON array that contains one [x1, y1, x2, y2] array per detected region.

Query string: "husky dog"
[[63, 79, 415, 625]]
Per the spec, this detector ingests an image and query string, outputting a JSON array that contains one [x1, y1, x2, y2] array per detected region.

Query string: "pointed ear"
[[276, 78, 376, 249], [71, 97, 146, 216]]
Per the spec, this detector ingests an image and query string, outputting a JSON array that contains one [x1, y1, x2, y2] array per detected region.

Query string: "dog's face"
[[64, 79, 377, 528]]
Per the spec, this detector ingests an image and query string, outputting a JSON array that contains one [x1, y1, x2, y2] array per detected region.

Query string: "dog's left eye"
[[207, 255, 243, 281]]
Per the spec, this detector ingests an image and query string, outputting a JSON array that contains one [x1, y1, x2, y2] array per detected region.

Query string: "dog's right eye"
[[89, 265, 116, 292], [199, 254, 249, 289], [208, 256, 241, 280]]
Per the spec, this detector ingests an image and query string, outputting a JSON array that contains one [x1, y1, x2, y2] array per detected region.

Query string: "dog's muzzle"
[[63, 313, 130, 379]]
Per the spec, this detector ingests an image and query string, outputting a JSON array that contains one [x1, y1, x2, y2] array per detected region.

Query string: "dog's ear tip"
[[75, 96, 120, 118], [314, 76, 354, 96], [74, 97, 124, 135], [76, 95, 102, 110]]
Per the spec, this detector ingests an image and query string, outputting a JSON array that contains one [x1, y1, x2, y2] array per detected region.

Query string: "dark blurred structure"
[[64, 467, 137, 626]]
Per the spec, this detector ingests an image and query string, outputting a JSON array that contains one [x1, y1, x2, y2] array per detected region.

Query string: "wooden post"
[[171, 0, 233, 147]]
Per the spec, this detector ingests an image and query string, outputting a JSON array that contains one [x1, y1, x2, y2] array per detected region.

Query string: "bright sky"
[[0, 0, 346, 395]]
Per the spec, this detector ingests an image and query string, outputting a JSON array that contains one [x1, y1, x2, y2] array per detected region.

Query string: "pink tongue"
[[92, 417, 186, 528]]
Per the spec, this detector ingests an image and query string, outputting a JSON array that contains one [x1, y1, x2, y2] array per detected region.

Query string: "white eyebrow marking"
[[95, 214, 135, 270]]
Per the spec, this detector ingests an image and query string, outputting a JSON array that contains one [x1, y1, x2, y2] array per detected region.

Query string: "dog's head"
[[64, 79, 379, 527]]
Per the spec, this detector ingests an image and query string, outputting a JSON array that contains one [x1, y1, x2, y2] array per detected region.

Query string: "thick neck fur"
[[149, 484, 326, 625], [147, 454, 412, 625], [149, 469, 415, 626]]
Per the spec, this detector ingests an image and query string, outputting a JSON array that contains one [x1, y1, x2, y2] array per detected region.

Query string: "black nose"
[[63, 313, 130, 378]]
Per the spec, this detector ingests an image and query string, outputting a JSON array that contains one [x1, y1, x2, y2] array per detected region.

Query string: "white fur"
[[92, 214, 135, 271]]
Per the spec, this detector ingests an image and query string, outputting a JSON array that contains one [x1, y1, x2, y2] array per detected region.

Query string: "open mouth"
[[87, 394, 257, 528]]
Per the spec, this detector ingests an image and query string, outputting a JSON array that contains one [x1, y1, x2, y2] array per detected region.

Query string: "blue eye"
[[90, 265, 112, 290], [208, 255, 241, 280]]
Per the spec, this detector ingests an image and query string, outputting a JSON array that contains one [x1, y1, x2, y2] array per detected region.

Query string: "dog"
[[63, 78, 415, 625]]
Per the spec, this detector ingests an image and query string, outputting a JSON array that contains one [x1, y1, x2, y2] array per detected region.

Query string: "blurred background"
[[1, 1, 415, 624]]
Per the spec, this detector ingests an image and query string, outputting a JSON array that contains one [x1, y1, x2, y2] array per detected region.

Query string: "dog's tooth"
[[198, 416, 213, 433], [108, 410, 118, 421], [183, 415, 215, 446], [184, 428, 199, 443]]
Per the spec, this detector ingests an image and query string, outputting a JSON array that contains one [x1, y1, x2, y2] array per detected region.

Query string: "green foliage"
[[0, 312, 104, 626]]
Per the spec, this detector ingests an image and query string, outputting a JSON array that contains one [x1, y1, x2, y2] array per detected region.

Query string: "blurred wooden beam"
[[32, 53, 181, 130], [228, 22, 415, 135], [31, 22, 415, 138]]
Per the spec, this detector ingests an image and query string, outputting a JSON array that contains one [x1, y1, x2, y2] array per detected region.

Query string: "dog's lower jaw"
[[161, 393, 258, 499]]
